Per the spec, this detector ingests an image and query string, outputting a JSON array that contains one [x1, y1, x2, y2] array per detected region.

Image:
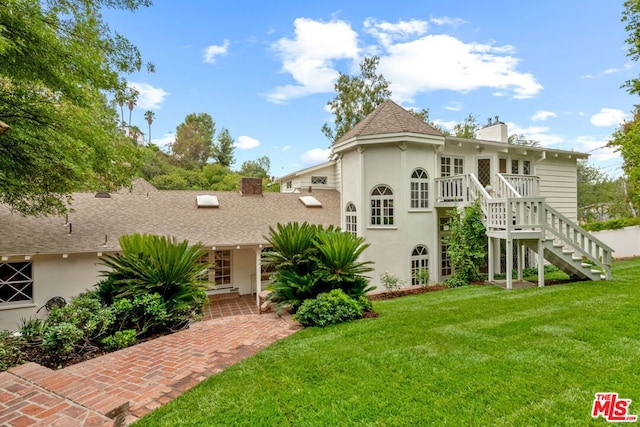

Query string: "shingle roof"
[[0, 189, 341, 255], [335, 99, 444, 144]]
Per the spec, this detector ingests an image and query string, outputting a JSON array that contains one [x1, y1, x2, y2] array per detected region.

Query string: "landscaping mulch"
[[367, 285, 448, 301]]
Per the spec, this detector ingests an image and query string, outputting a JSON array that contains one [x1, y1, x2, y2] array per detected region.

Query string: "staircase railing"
[[542, 203, 613, 279], [467, 173, 491, 215], [500, 174, 540, 197]]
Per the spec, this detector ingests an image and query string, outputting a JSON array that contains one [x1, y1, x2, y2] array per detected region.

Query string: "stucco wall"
[[0, 252, 104, 331], [282, 163, 336, 193], [591, 226, 640, 259]]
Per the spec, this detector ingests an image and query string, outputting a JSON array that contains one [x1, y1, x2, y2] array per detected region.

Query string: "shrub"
[[47, 291, 114, 345], [110, 293, 169, 336], [100, 233, 209, 321], [357, 295, 373, 313], [380, 271, 404, 294], [413, 268, 430, 287], [584, 217, 640, 231], [43, 322, 84, 355], [446, 201, 487, 284], [101, 329, 137, 351], [18, 317, 46, 343], [0, 331, 24, 371], [294, 289, 363, 327], [444, 274, 468, 288], [265, 222, 374, 312]]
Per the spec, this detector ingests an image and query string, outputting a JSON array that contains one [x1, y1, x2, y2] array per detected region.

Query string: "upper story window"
[[410, 168, 429, 209], [441, 156, 464, 177], [370, 185, 394, 226], [345, 202, 357, 236], [511, 159, 519, 174], [311, 176, 327, 185], [523, 160, 531, 175], [0, 262, 33, 305]]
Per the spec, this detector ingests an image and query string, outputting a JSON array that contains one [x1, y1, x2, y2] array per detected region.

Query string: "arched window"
[[345, 202, 357, 236], [411, 245, 429, 286], [370, 185, 394, 226], [410, 168, 429, 209]]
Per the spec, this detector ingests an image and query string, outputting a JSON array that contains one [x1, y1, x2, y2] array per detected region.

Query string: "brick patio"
[[0, 295, 300, 426]]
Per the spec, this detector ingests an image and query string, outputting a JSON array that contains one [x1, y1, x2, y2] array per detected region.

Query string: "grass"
[[135, 259, 640, 426]]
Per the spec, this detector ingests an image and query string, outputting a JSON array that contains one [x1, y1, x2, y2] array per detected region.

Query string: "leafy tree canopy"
[[623, 0, 640, 95], [0, 0, 151, 215], [452, 114, 480, 139], [213, 128, 235, 167], [322, 56, 391, 142], [240, 155, 271, 179], [607, 106, 640, 215], [170, 113, 215, 169]]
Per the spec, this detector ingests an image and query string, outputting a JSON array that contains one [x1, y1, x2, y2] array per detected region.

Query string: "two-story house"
[[280, 100, 612, 289]]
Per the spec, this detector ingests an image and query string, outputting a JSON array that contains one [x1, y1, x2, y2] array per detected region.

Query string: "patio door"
[[476, 158, 491, 188]]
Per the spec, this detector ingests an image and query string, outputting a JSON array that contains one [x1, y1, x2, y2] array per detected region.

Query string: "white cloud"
[[432, 119, 457, 131], [269, 18, 541, 104], [129, 82, 168, 109], [444, 101, 463, 112], [301, 147, 331, 164], [429, 16, 468, 27], [152, 132, 175, 151], [532, 110, 557, 121], [364, 18, 428, 47], [582, 62, 633, 79], [590, 108, 627, 127], [574, 136, 620, 162], [203, 40, 230, 64], [235, 136, 260, 150], [268, 18, 359, 103], [506, 122, 563, 147], [379, 34, 543, 103]]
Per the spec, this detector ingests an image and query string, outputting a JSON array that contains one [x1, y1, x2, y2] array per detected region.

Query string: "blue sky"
[[104, 1, 635, 178]]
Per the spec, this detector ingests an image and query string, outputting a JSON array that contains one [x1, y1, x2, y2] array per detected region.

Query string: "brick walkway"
[[0, 296, 300, 426]]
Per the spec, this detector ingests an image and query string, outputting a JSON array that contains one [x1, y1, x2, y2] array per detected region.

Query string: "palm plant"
[[313, 231, 374, 298], [126, 87, 139, 127], [100, 233, 210, 321], [144, 110, 155, 144], [265, 222, 374, 311]]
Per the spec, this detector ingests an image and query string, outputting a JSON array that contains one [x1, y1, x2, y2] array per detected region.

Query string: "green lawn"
[[135, 259, 640, 426]]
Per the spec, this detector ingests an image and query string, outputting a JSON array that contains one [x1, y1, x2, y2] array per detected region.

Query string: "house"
[[0, 100, 613, 330], [0, 178, 339, 330], [280, 100, 613, 290]]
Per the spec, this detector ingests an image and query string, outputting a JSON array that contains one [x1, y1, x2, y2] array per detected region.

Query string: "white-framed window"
[[441, 156, 464, 177], [260, 248, 276, 282], [286, 180, 292, 189], [410, 168, 429, 209], [523, 160, 531, 175], [411, 245, 429, 286], [511, 159, 519, 174], [311, 176, 327, 185], [370, 185, 394, 226], [0, 262, 33, 304], [213, 250, 232, 287], [345, 202, 357, 235]]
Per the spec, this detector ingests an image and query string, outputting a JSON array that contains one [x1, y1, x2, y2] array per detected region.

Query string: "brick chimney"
[[240, 177, 263, 196]]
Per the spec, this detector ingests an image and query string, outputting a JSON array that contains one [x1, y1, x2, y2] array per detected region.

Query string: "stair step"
[[581, 263, 593, 268]]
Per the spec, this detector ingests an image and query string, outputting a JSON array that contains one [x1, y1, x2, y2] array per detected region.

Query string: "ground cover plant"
[[0, 233, 210, 370], [136, 258, 640, 426]]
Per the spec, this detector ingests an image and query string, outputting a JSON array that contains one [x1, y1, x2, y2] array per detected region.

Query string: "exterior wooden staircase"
[[435, 173, 613, 289]]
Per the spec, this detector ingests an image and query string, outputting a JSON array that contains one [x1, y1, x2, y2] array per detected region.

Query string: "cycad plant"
[[265, 222, 374, 311], [99, 234, 210, 322]]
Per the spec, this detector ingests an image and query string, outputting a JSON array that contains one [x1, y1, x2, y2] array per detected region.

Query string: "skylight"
[[299, 196, 322, 208], [196, 195, 219, 208]]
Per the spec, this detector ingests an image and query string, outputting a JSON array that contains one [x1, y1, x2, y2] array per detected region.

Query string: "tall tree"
[[126, 87, 139, 127], [171, 113, 216, 169], [622, 0, 640, 95], [607, 106, 640, 215], [115, 88, 126, 129], [322, 56, 391, 142], [452, 114, 480, 139], [213, 128, 235, 167], [508, 133, 541, 147], [0, 0, 150, 215], [411, 108, 449, 135], [240, 156, 270, 179], [144, 110, 155, 144]]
